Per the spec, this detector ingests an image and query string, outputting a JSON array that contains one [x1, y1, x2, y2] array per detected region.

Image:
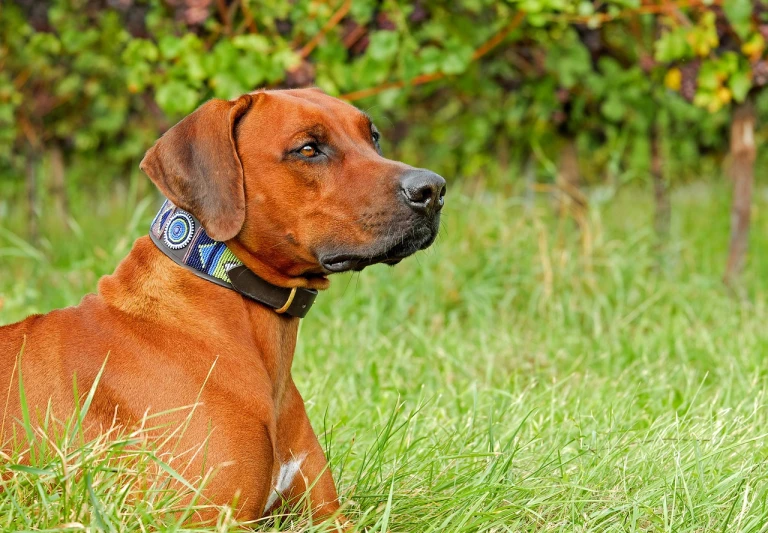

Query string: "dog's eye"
[[299, 144, 319, 158], [371, 131, 380, 144]]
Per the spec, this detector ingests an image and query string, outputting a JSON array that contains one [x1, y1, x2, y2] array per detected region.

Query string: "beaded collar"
[[149, 200, 317, 318]]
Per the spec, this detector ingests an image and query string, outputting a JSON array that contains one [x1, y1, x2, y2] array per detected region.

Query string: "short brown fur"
[[0, 88, 445, 525]]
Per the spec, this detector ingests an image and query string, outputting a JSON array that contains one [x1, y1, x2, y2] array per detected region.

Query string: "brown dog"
[[0, 89, 445, 524]]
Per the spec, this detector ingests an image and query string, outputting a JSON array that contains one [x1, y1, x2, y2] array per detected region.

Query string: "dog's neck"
[[148, 200, 317, 318], [98, 236, 300, 397], [149, 200, 244, 289]]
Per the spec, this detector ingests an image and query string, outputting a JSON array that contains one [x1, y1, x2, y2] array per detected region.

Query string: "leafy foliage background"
[[1, 0, 767, 194]]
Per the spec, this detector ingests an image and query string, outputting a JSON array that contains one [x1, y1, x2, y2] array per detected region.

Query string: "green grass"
[[2, 180, 768, 531]]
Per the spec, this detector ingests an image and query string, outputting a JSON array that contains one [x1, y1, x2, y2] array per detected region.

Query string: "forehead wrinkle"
[[287, 123, 329, 142], [279, 90, 373, 130], [359, 114, 379, 140], [334, 112, 377, 149], [302, 106, 373, 147], [360, 111, 374, 128], [271, 103, 329, 140], [268, 91, 376, 149]]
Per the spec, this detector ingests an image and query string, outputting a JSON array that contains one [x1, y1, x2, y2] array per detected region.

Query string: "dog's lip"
[[319, 226, 436, 274], [321, 254, 401, 273], [304, 271, 330, 282]]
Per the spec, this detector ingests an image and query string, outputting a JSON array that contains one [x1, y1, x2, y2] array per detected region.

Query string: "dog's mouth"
[[321, 253, 404, 273], [319, 224, 438, 274]]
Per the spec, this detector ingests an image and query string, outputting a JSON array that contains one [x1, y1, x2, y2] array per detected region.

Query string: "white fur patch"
[[264, 453, 306, 513]]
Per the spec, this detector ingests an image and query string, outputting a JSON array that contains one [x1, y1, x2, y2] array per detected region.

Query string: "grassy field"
[[2, 179, 768, 531]]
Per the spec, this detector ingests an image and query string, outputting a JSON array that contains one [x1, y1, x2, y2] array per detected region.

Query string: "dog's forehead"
[[259, 89, 373, 133]]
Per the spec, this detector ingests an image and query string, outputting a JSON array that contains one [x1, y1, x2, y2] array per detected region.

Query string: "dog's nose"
[[400, 169, 446, 214]]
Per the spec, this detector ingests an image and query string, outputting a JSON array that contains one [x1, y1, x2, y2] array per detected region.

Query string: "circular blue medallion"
[[163, 212, 195, 250]]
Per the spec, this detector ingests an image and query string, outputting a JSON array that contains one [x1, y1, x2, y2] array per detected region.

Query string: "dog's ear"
[[140, 94, 255, 241]]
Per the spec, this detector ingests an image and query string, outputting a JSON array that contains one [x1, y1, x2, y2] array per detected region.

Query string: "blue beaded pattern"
[[151, 200, 243, 284], [163, 212, 195, 250]]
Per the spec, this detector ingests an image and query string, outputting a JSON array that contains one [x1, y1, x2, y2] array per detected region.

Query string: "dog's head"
[[140, 88, 445, 289]]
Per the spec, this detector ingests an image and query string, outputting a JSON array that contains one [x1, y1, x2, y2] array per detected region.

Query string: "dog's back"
[[0, 308, 91, 441]]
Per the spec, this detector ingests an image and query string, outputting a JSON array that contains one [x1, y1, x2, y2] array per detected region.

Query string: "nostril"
[[437, 185, 446, 207], [400, 170, 447, 212], [403, 184, 434, 206]]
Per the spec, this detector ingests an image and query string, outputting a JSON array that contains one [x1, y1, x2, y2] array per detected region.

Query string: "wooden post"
[[523, 153, 536, 213], [651, 119, 670, 254], [556, 137, 587, 218], [25, 154, 39, 243], [724, 100, 757, 285], [48, 144, 69, 224]]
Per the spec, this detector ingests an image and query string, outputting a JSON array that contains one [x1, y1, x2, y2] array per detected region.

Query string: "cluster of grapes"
[[164, 0, 212, 27], [284, 1, 430, 88], [672, 3, 768, 102], [15, 0, 151, 37], [753, 60, 768, 87], [339, 3, 429, 59], [16, 0, 219, 38], [14, 0, 50, 32], [753, 4, 768, 87], [679, 60, 700, 102], [106, 0, 151, 37]]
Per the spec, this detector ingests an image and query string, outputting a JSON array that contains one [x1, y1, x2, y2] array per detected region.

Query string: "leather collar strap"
[[149, 200, 317, 318]]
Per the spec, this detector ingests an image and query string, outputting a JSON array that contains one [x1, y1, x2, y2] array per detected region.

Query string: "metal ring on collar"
[[274, 287, 298, 314]]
